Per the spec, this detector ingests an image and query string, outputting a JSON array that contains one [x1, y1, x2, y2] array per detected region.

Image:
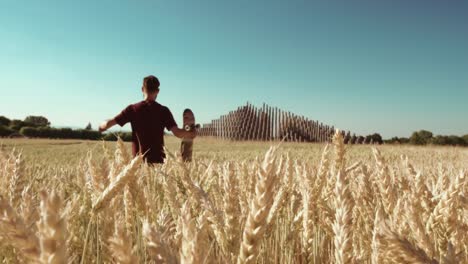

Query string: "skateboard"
[[181, 109, 199, 162]]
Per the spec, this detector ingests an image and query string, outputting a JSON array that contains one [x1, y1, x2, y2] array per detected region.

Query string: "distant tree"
[[20, 127, 39, 137], [447, 135, 466, 146], [409, 132, 423, 145], [387, 136, 410, 144], [357, 136, 365, 144], [384, 137, 400, 144], [419, 130, 433, 140], [85, 122, 92, 130], [364, 135, 372, 144], [361, 133, 383, 145], [0, 125, 15, 137], [410, 130, 433, 145], [463, 134, 468, 145], [350, 134, 357, 144], [344, 131, 351, 144], [431, 135, 448, 145], [432, 135, 466, 146], [24, 116, 50, 127], [369, 133, 383, 145], [399, 137, 410, 144], [0, 116, 10, 126], [9, 120, 27, 131]]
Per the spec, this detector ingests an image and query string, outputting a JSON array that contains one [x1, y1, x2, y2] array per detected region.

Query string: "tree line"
[[1, 115, 466, 146], [384, 130, 468, 146], [0, 115, 132, 141]]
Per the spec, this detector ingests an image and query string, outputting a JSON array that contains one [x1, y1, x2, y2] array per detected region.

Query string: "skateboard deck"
[[181, 109, 199, 162]]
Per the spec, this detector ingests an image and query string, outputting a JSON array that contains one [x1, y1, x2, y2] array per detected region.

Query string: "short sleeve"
[[114, 105, 134, 126], [163, 107, 177, 131]]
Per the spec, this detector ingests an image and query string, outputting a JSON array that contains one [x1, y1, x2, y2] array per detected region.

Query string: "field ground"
[[1, 137, 467, 166]]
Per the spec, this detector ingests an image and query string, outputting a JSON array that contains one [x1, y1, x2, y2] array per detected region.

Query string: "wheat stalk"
[[142, 219, 177, 264], [108, 218, 139, 264]]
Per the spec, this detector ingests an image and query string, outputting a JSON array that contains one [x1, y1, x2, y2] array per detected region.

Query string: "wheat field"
[[0, 132, 467, 264]]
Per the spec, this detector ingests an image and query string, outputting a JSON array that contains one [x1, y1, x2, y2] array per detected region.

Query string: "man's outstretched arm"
[[170, 126, 196, 139], [99, 119, 117, 132]]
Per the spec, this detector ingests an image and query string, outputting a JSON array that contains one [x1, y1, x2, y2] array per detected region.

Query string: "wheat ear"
[[378, 222, 438, 264], [37, 190, 67, 264], [8, 153, 26, 208], [0, 195, 40, 261], [92, 155, 143, 213], [332, 170, 354, 264], [237, 146, 278, 264]]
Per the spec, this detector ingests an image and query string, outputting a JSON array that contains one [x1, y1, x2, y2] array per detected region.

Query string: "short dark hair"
[[143, 75, 160, 93]]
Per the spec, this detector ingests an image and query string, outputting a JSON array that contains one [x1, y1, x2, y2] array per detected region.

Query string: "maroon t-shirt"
[[114, 101, 177, 163]]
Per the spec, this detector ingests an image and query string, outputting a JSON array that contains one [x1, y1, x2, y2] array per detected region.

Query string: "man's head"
[[142, 75, 160, 97]]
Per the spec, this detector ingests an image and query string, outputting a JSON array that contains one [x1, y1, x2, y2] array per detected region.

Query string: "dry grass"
[[0, 135, 466, 263]]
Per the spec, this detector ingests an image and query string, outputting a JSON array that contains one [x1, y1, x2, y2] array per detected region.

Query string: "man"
[[99, 75, 195, 163]]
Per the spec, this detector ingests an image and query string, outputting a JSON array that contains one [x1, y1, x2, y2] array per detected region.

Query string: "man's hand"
[[187, 130, 197, 139], [99, 119, 117, 133], [99, 123, 107, 132], [171, 126, 197, 139]]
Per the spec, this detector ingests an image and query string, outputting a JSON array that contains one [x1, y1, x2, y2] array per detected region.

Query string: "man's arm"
[[170, 126, 196, 139], [99, 119, 117, 132]]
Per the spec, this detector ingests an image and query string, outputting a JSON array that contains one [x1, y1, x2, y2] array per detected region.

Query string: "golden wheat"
[[0, 135, 466, 263]]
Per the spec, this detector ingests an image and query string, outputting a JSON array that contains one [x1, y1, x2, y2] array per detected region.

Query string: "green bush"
[[78, 129, 102, 140], [102, 132, 132, 142], [3, 115, 132, 141], [19, 127, 40, 137], [120, 132, 132, 142], [0, 125, 15, 137], [102, 133, 118, 141], [20, 126, 103, 140]]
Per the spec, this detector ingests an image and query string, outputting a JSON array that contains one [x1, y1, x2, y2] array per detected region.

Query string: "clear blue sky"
[[1, 0, 467, 138]]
